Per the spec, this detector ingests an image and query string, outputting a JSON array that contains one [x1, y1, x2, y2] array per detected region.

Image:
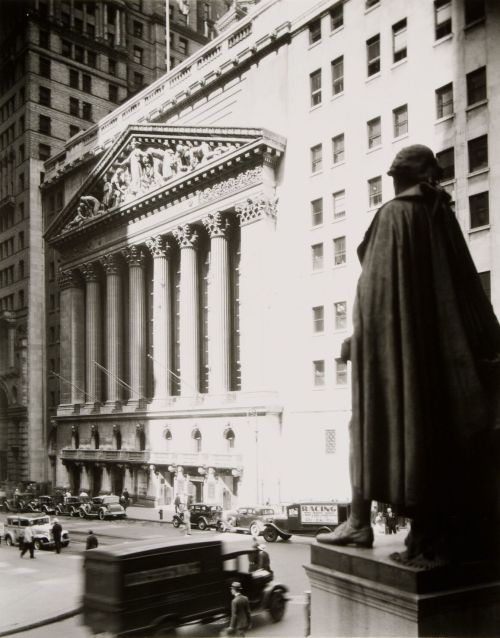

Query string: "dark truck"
[[262, 502, 350, 542], [83, 536, 288, 637]]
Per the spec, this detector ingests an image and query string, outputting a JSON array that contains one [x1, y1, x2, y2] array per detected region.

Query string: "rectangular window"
[[74, 17, 83, 32], [109, 58, 116, 75], [313, 360, 325, 387], [332, 190, 346, 220], [69, 97, 79, 116], [436, 147, 455, 181], [436, 83, 454, 118], [312, 243, 324, 271], [82, 74, 91, 93], [38, 143, 51, 160], [69, 124, 80, 137], [310, 69, 322, 107], [465, 0, 485, 25], [469, 192, 489, 228], [39, 56, 51, 78], [367, 116, 381, 148], [331, 56, 344, 95], [69, 69, 79, 89], [325, 429, 336, 454], [61, 11, 70, 27], [74, 46, 84, 62], [62, 40, 71, 57], [309, 18, 321, 44], [366, 34, 380, 76], [133, 46, 143, 64], [392, 19, 407, 62], [133, 20, 143, 37], [108, 84, 119, 103], [393, 104, 408, 137], [134, 72, 144, 88], [366, 0, 380, 8], [334, 301, 347, 330], [39, 30, 50, 49], [333, 236, 346, 266], [39, 114, 51, 135], [86, 23, 95, 38], [468, 135, 488, 172], [19, 144, 25, 161], [335, 359, 348, 385], [313, 306, 325, 333], [39, 85, 51, 107], [178, 38, 188, 55], [435, 0, 452, 40], [478, 271, 490, 300], [368, 176, 382, 207], [466, 67, 487, 105], [311, 198, 323, 226], [330, 3, 343, 31], [87, 51, 97, 68], [82, 102, 92, 121], [311, 144, 323, 173], [332, 134, 345, 164]]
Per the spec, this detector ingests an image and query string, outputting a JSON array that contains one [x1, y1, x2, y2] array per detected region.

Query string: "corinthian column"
[[173, 225, 199, 397], [81, 262, 102, 404], [100, 254, 122, 405], [146, 236, 172, 403], [58, 269, 85, 405], [122, 246, 147, 405], [202, 212, 231, 395]]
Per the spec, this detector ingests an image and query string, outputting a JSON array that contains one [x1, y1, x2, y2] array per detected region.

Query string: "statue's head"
[[388, 145, 443, 187]]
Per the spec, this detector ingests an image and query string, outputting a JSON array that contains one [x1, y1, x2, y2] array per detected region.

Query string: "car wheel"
[[263, 527, 279, 543], [79, 508, 86, 518], [197, 518, 207, 531], [5, 535, 13, 546], [34, 540, 43, 551], [249, 521, 261, 537], [268, 590, 286, 622], [98, 510, 105, 520], [172, 517, 180, 528]]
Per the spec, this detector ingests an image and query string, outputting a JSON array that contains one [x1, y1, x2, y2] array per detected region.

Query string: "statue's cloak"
[[350, 183, 500, 511]]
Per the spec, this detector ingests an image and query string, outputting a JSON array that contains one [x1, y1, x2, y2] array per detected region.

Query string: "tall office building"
[[43, 0, 499, 507]]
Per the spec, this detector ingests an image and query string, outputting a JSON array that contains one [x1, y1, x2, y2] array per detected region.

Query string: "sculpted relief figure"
[[66, 195, 102, 229]]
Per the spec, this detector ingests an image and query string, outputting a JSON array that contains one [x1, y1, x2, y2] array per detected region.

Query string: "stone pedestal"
[[306, 536, 500, 637]]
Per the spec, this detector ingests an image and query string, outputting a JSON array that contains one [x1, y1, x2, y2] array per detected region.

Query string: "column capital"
[[100, 253, 121, 275], [173, 224, 198, 249], [58, 268, 81, 289], [235, 196, 278, 226], [122, 246, 146, 268], [146, 235, 172, 259], [80, 262, 100, 282], [202, 212, 231, 239]]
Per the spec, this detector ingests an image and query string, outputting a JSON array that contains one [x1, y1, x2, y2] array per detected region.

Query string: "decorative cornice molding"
[[145, 235, 171, 259], [122, 246, 146, 268], [235, 196, 278, 226], [202, 211, 231, 239], [173, 224, 198, 249], [198, 166, 262, 205]]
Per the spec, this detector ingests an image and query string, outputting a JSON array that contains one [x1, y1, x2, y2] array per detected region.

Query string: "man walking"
[[225, 582, 251, 637], [52, 518, 63, 554], [20, 524, 35, 559]]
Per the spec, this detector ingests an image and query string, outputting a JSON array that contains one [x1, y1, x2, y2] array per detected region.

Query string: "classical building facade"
[[44, 0, 499, 507]]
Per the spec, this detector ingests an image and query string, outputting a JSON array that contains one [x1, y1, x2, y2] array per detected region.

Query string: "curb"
[[0, 607, 82, 637]]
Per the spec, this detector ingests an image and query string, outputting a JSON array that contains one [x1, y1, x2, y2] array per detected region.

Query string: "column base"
[[125, 398, 148, 411], [306, 535, 500, 637], [82, 402, 102, 414], [100, 401, 123, 414]]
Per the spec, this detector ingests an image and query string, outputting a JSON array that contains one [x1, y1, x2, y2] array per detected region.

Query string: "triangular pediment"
[[46, 125, 285, 242]]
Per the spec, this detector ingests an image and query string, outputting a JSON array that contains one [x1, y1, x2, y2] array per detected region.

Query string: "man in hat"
[[317, 145, 500, 566], [226, 581, 251, 637], [51, 518, 63, 554]]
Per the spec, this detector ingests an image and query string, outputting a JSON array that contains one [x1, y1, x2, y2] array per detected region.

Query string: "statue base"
[[305, 534, 500, 637]]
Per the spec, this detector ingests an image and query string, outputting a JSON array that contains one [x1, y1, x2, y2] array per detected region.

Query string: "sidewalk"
[[125, 504, 175, 524]]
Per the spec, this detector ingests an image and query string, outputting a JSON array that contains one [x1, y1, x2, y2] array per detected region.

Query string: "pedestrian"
[[248, 537, 259, 572], [183, 505, 191, 536], [174, 494, 181, 514], [52, 517, 63, 553], [384, 508, 397, 535], [225, 581, 251, 637], [256, 543, 272, 575], [317, 145, 500, 567], [20, 524, 35, 559], [122, 488, 130, 511], [86, 530, 99, 550]]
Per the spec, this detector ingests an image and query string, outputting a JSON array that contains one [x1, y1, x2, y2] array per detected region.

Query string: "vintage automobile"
[[261, 502, 350, 542], [79, 495, 126, 520], [56, 495, 88, 517], [27, 495, 57, 514], [222, 506, 276, 537], [83, 536, 288, 636], [3, 514, 70, 550], [172, 503, 223, 530], [1, 493, 33, 513]]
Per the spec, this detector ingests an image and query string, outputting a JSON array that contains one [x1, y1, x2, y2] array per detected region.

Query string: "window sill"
[[468, 224, 490, 235], [434, 33, 453, 47], [466, 99, 488, 113], [330, 91, 344, 102], [311, 224, 324, 230], [468, 167, 489, 178], [332, 215, 346, 224], [435, 113, 455, 124], [364, 3, 380, 16], [311, 269, 324, 274], [391, 58, 407, 70], [331, 160, 346, 169], [366, 72, 381, 84], [311, 170, 323, 177], [330, 25, 344, 37], [310, 103, 322, 113], [367, 206, 380, 213], [332, 262, 347, 270], [464, 17, 485, 32], [308, 40, 322, 51], [392, 133, 409, 144], [366, 145, 381, 155], [312, 387, 325, 391]]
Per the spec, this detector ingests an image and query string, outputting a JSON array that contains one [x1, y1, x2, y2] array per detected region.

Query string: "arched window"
[[223, 427, 235, 450], [164, 428, 172, 451], [192, 428, 202, 453]]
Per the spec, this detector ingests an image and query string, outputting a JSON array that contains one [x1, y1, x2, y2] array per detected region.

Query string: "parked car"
[[4, 514, 70, 550], [27, 495, 57, 514], [172, 503, 223, 530], [223, 506, 276, 537], [261, 502, 350, 542], [1, 493, 33, 513], [83, 536, 288, 636], [57, 495, 88, 517], [79, 495, 126, 520]]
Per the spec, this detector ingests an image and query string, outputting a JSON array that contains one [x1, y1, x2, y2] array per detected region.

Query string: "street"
[[0, 515, 312, 638]]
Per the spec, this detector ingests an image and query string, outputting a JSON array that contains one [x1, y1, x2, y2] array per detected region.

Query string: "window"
[[367, 116, 381, 148], [18, 290, 25, 309], [436, 83, 453, 118], [39, 85, 51, 106], [82, 102, 92, 121], [39, 30, 50, 49], [313, 360, 325, 387], [466, 67, 487, 105], [368, 176, 382, 207], [82, 74, 91, 93], [133, 46, 143, 64], [39, 56, 51, 78], [312, 243, 324, 271], [74, 46, 84, 62], [311, 144, 323, 173], [133, 72, 144, 88], [331, 56, 344, 95], [436, 148, 455, 181], [332, 134, 345, 164], [311, 198, 323, 226], [87, 23, 95, 38], [69, 97, 79, 116], [310, 69, 322, 107], [366, 34, 380, 76], [393, 104, 408, 137], [18, 231, 25, 249], [478, 271, 490, 300], [133, 20, 143, 38], [107, 32, 115, 46], [366, 0, 380, 8], [61, 11, 70, 27], [74, 17, 83, 32], [332, 190, 346, 219], [392, 19, 407, 62], [313, 306, 325, 333], [435, 0, 452, 39], [465, 0, 485, 24], [469, 192, 489, 228], [335, 359, 348, 385], [39, 114, 51, 134], [334, 301, 347, 330], [109, 84, 119, 103], [69, 69, 79, 89], [38, 143, 51, 160], [19, 116, 25, 133], [468, 135, 488, 172], [333, 236, 346, 266], [69, 124, 80, 137], [62, 40, 71, 57], [108, 58, 116, 74], [325, 429, 336, 454], [87, 51, 97, 68], [309, 19, 321, 44], [330, 3, 343, 30]]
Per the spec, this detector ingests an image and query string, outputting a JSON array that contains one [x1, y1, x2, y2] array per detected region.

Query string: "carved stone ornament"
[[122, 246, 146, 268], [58, 269, 80, 290], [100, 253, 121, 275], [198, 167, 262, 205], [81, 262, 100, 282], [235, 196, 278, 226], [146, 235, 171, 259], [173, 224, 198, 249], [202, 212, 231, 238]]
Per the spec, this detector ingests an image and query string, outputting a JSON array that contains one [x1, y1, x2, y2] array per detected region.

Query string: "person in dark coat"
[[256, 543, 272, 575], [121, 489, 130, 511], [86, 530, 99, 550], [51, 518, 63, 554], [318, 145, 500, 565], [226, 582, 251, 636]]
